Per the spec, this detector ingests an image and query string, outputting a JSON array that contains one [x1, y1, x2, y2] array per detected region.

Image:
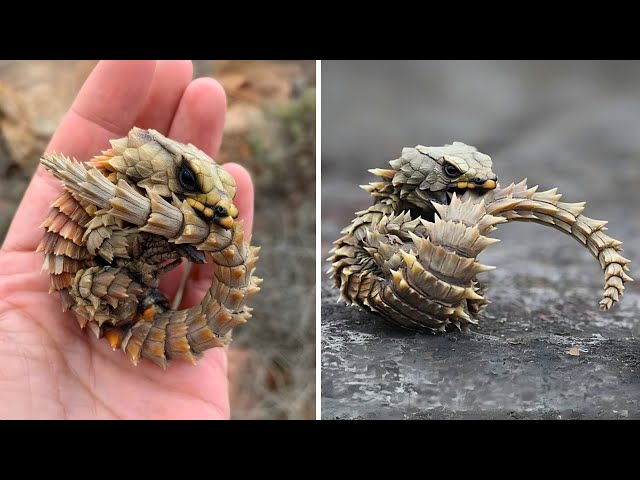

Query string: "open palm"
[[0, 60, 254, 419]]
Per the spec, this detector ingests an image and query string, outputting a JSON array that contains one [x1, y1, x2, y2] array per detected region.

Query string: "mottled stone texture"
[[322, 279, 640, 419]]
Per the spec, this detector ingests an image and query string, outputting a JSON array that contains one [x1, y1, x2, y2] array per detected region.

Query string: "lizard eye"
[[178, 164, 198, 191], [443, 163, 460, 178]]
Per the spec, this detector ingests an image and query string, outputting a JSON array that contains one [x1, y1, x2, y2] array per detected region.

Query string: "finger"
[[168, 77, 227, 157], [159, 77, 226, 299], [135, 60, 193, 134], [3, 60, 157, 252], [158, 260, 187, 305], [53, 60, 157, 157], [179, 163, 254, 310], [221, 163, 255, 236]]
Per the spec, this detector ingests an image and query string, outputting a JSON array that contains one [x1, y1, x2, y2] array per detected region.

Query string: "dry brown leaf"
[[567, 347, 581, 356]]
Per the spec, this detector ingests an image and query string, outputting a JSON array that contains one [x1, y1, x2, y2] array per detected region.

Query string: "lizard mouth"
[[213, 215, 235, 230], [454, 179, 496, 191], [184, 197, 236, 230], [441, 179, 497, 205]]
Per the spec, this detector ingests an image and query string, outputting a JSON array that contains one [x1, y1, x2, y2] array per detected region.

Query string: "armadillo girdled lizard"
[[38, 127, 262, 368], [329, 142, 632, 331]]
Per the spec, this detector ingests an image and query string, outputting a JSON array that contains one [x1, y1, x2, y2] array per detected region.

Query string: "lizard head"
[[170, 154, 238, 230], [99, 127, 238, 230], [387, 141, 497, 207]]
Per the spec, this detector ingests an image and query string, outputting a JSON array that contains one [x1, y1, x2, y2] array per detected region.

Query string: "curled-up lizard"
[[329, 142, 632, 331], [38, 127, 262, 368]]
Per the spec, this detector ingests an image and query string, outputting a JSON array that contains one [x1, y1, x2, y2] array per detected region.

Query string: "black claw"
[[173, 244, 207, 264], [139, 289, 170, 313]]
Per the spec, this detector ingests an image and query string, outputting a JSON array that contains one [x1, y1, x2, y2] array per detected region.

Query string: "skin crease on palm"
[[0, 60, 255, 419]]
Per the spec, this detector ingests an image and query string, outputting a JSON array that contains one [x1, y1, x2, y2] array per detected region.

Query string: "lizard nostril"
[[473, 178, 485, 185]]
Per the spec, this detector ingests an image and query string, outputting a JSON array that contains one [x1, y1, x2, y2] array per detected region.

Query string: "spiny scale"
[[329, 146, 631, 333], [38, 127, 261, 368], [473, 179, 632, 311]]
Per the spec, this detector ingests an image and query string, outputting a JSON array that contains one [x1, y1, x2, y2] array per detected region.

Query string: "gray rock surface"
[[322, 279, 640, 419], [321, 60, 640, 420]]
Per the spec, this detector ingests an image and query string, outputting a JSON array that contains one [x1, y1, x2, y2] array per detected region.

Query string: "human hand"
[[0, 60, 254, 419]]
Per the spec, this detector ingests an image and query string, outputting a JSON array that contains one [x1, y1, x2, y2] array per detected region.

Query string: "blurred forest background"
[[0, 60, 316, 419]]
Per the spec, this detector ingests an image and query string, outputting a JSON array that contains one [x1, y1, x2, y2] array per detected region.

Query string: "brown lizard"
[[38, 127, 261, 368], [329, 142, 632, 331]]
